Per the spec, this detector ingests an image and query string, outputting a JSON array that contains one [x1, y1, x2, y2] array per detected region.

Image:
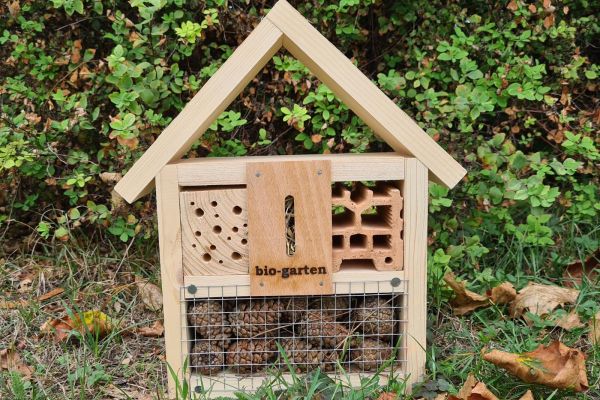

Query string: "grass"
[[1, 228, 598, 399]]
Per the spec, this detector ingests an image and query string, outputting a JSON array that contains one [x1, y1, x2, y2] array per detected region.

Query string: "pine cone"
[[188, 301, 232, 344], [351, 339, 392, 371], [299, 310, 351, 349], [353, 297, 397, 338], [226, 339, 276, 374], [229, 299, 282, 338], [281, 297, 311, 323], [310, 296, 351, 320], [190, 340, 225, 375], [278, 338, 321, 372]]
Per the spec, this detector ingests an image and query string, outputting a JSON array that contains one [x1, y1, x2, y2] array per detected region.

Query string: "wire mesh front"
[[181, 281, 407, 393]]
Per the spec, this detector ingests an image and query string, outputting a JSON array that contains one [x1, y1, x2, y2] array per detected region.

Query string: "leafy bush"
[[0, 1, 597, 273]]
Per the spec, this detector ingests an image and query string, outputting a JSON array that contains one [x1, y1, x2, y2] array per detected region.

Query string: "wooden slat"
[[155, 165, 187, 399], [176, 153, 405, 186], [247, 161, 333, 296], [183, 268, 406, 298], [402, 158, 428, 388], [266, 0, 466, 189], [114, 19, 284, 203]]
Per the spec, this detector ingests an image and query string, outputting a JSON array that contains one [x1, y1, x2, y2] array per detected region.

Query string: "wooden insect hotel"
[[114, 1, 466, 397]]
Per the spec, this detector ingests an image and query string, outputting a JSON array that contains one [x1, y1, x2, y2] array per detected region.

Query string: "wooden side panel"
[[246, 161, 333, 296], [266, 0, 466, 189], [402, 158, 428, 388], [180, 188, 249, 276], [176, 153, 406, 187], [114, 19, 283, 203], [155, 165, 187, 399]]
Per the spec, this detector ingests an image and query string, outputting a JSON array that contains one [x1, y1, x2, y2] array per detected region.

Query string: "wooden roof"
[[115, 0, 466, 203]]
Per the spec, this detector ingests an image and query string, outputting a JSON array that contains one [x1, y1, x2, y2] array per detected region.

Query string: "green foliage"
[[0, 0, 597, 284]]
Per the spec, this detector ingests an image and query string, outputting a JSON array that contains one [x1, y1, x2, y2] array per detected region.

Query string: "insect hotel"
[[114, 1, 466, 397]]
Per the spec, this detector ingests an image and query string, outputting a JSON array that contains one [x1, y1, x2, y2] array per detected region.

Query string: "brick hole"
[[333, 235, 344, 250], [350, 184, 371, 203], [213, 226, 222, 234], [362, 205, 393, 229], [385, 257, 393, 264], [349, 234, 368, 250], [332, 207, 354, 230], [373, 235, 392, 250]]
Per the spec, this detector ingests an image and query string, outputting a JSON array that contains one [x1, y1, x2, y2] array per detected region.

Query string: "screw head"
[[319, 281, 324, 286], [187, 285, 197, 294], [259, 282, 264, 287], [390, 277, 401, 288], [255, 172, 261, 177], [317, 169, 323, 176]]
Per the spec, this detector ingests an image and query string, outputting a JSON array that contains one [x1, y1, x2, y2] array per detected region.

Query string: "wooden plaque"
[[247, 160, 333, 296]]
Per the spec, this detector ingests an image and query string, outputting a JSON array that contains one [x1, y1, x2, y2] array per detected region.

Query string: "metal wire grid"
[[180, 280, 408, 393]]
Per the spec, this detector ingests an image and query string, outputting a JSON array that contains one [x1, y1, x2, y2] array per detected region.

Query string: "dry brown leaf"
[[544, 14, 555, 28], [519, 390, 534, 400], [376, 392, 398, 400], [483, 341, 588, 392], [488, 282, 517, 304], [591, 312, 600, 346], [37, 287, 64, 302], [444, 272, 489, 315], [8, 1, 20, 17], [136, 279, 162, 312], [449, 374, 499, 400], [41, 310, 114, 342], [133, 320, 164, 337], [0, 299, 27, 309], [99, 172, 123, 184], [563, 249, 599, 287], [507, 0, 518, 12], [510, 282, 579, 318], [0, 348, 33, 378], [551, 310, 584, 331]]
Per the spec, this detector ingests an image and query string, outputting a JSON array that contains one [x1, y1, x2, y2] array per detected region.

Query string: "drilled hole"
[[214, 214, 219, 218], [232, 227, 239, 233], [203, 254, 212, 262], [385, 257, 393, 264], [241, 238, 248, 245], [233, 206, 242, 215], [211, 201, 217, 207], [195, 208, 204, 217], [213, 226, 222, 234], [195, 231, 201, 237], [243, 223, 247, 227], [192, 244, 196, 248], [231, 252, 241, 260], [218, 260, 223, 264], [210, 244, 216, 250], [190, 202, 195, 206], [227, 236, 231, 241]]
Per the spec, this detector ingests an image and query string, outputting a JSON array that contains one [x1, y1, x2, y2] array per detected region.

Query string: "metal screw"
[[255, 171, 261, 177], [390, 277, 401, 288], [319, 281, 324, 286], [187, 285, 197, 294], [317, 169, 322, 176], [260, 282, 264, 287]]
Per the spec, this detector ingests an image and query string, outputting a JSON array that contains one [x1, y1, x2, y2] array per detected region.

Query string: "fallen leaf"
[[136, 279, 162, 312], [41, 310, 114, 342], [519, 390, 534, 400], [528, 4, 537, 13], [544, 14, 555, 28], [0, 299, 27, 309], [444, 272, 489, 315], [488, 282, 517, 305], [551, 310, 584, 331], [447, 374, 498, 400], [591, 312, 600, 346], [376, 392, 398, 400], [8, 1, 20, 17], [133, 320, 164, 337], [510, 282, 579, 318], [563, 249, 599, 287], [0, 349, 33, 378], [37, 287, 64, 302], [507, 0, 518, 12], [483, 341, 588, 392]]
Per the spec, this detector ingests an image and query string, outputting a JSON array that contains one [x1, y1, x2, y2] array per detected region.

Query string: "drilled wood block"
[[331, 183, 403, 271], [180, 188, 248, 276]]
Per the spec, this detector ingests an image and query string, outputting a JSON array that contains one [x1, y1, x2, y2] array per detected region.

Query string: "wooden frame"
[[114, 2, 465, 397], [114, 0, 465, 203]]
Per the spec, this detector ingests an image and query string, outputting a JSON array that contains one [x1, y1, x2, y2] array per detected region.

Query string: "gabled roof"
[[114, 0, 466, 203]]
